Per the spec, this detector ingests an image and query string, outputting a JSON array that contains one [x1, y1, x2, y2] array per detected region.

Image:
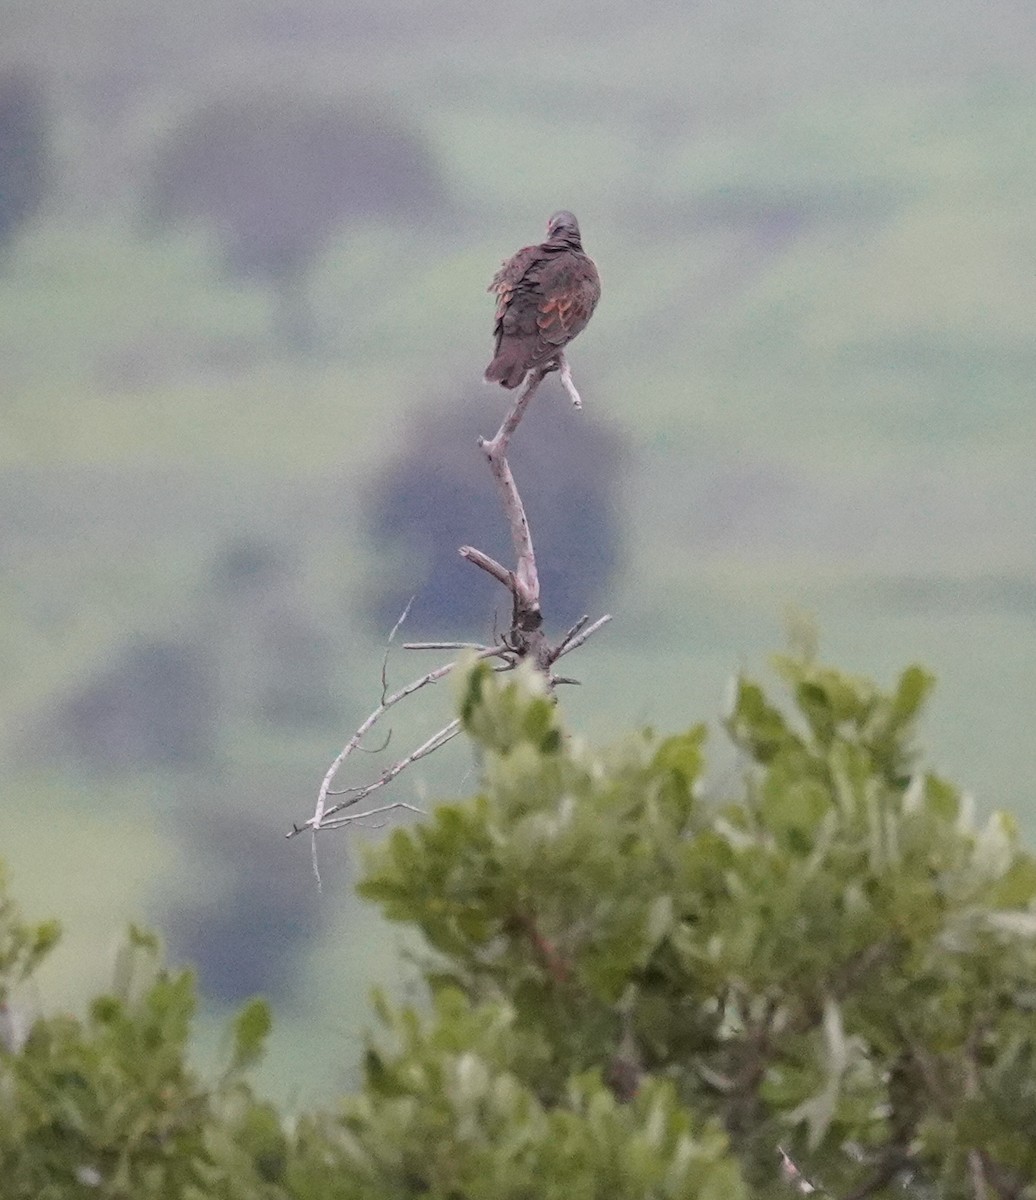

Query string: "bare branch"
[[460, 367, 559, 672], [556, 614, 591, 653], [297, 645, 502, 836], [557, 351, 582, 409], [553, 613, 613, 660], [480, 364, 549, 457], [325, 720, 461, 809], [458, 545, 513, 589], [405, 641, 493, 652], [467, 361, 603, 676], [298, 349, 607, 841], [381, 595, 415, 703], [477, 437, 540, 609], [318, 801, 425, 831]]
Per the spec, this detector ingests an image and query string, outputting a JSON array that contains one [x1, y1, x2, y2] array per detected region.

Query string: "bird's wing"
[[490, 248, 600, 368], [488, 244, 541, 323], [533, 255, 600, 351]]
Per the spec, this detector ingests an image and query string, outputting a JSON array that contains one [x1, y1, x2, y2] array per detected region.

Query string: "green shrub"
[[4, 650, 1035, 1197]]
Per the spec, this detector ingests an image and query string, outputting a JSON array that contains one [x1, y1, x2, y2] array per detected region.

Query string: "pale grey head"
[[546, 210, 582, 243]]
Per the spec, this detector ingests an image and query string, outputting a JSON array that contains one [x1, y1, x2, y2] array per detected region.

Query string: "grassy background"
[[2, 0, 1034, 1104]]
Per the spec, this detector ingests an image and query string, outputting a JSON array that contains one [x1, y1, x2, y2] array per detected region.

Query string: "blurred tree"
[[32, 539, 338, 776], [204, 536, 337, 731], [145, 90, 448, 351], [167, 807, 322, 1005], [0, 69, 50, 259], [54, 638, 218, 770], [365, 385, 626, 634]]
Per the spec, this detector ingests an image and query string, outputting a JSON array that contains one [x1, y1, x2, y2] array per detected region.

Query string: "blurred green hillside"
[[2, 0, 1034, 1104]]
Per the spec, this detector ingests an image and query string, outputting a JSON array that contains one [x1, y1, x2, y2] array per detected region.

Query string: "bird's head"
[[547, 210, 582, 245]]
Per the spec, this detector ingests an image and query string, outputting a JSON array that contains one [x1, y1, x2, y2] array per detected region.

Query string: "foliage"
[[0, 864, 60, 1007], [361, 655, 1036, 1197], [4, 650, 1036, 1196], [291, 988, 742, 1200], [0, 913, 284, 1199]]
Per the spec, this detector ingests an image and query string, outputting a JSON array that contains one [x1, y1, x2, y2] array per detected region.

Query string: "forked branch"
[[292, 358, 609, 845], [288, 641, 511, 839]]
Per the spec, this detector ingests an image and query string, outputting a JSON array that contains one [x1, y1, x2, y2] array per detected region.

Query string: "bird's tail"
[[484, 346, 527, 389]]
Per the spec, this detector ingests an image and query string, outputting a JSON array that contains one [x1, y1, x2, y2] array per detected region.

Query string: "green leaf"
[[725, 678, 801, 763], [652, 725, 706, 785], [759, 776, 832, 848], [989, 856, 1036, 908], [889, 664, 936, 727], [31, 919, 61, 959], [230, 998, 271, 1071]]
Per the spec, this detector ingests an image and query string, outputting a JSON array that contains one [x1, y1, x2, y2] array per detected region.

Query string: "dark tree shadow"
[[364, 381, 628, 635]]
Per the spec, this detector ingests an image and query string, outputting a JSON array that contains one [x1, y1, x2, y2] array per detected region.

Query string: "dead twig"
[[297, 353, 609, 853], [554, 614, 591, 654], [291, 801, 425, 835], [404, 641, 494, 652], [464, 364, 610, 675], [292, 644, 504, 839], [552, 614, 613, 662], [325, 720, 460, 810], [557, 350, 582, 409], [355, 729, 392, 754], [458, 545, 513, 590], [381, 595, 415, 702]]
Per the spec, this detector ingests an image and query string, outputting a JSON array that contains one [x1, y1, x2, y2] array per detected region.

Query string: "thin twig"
[[459, 545, 513, 589], [318, 801, 425, 831], [381, 595, 415, 703], [356, 729, 392, 754], [324, 720, 461, 810], [297, 645, 502, 836], [553, 613, 613, 659], [555, 614, 591, 656], [405, 641, 493, 652], [557, 351, 583, 409]]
